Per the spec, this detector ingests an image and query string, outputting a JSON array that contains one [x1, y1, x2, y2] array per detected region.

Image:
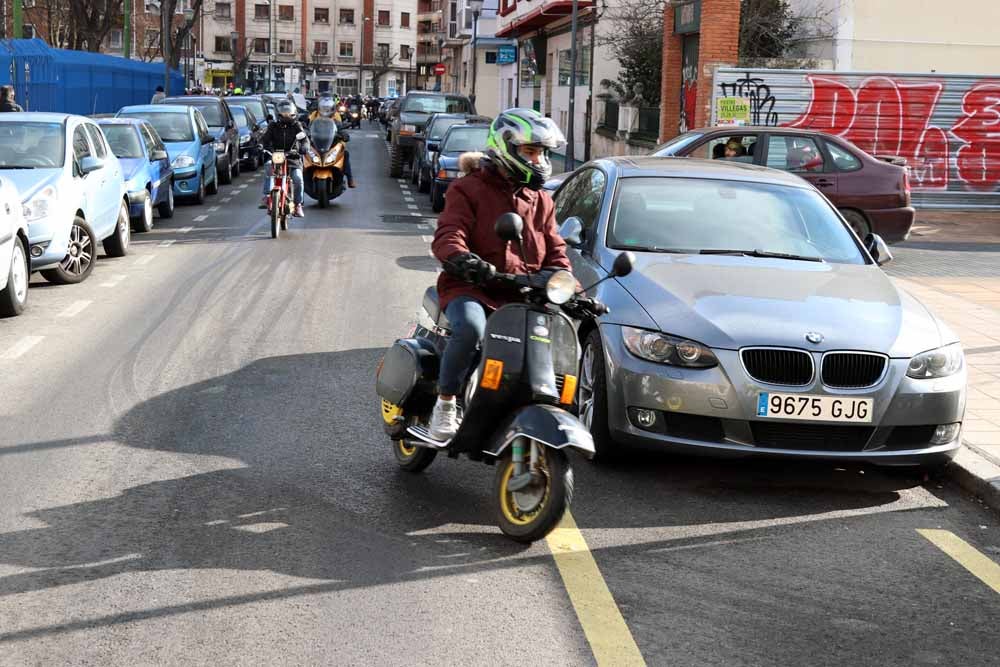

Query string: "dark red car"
[[652, 127, 915, 243]]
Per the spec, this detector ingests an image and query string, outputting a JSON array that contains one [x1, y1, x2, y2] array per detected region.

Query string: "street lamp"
[[469, 0, 483, 105]]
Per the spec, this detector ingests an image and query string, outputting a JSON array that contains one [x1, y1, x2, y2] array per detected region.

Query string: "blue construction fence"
[[0, 39, 184, 115]]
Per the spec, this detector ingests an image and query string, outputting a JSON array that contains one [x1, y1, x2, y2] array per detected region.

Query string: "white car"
[[0, 113, 130, 284], [0, 176, 29, 316]]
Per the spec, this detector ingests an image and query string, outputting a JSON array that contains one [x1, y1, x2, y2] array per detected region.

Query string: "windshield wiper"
[[0, 165, 36, 170], [622, 246, 686, 254], [698, 248, 824, 262]]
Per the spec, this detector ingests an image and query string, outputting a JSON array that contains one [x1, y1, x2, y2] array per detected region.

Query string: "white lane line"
[[58, 300, 92, 318], [208, 206, 220, 212], [158, 239, 176, 248], [397, 179, 407, 183], [221, 197, 233, 203], [417, 224, 431, 230], [407, 204, 419, 210], [193, 215, 208, 222], [134, 255, 156, 266], [404, 196, 415, 202], [410, 212, 423, 217], [99, 274, 128, 288], [178, 226, 194, 233], [421, 235, 433, 243], [1, 335, 44, 360]]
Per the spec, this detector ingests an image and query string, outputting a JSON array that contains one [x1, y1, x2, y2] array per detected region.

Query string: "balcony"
[[337, 55, 357, 64], [417, 0, 442, 20]]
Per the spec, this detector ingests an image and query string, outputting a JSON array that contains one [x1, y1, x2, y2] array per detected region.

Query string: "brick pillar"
[[301, 0, 308, 62], [235, 0, 246, 54], [695, 0, 740, 128], [363, 0, 375, 66], [658, 4, 682, 142]]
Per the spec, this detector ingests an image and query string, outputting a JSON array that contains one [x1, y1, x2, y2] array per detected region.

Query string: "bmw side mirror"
[[427, 141, 440, 153], [558, 216, 584, 247], [865, 233, 892, 266], [611, 251, 635, 277], [79, 156, 104, 175], [495, 213, 524, 242]]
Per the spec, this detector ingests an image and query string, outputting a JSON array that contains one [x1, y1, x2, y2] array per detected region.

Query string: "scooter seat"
[[422, 286, 451, 330]]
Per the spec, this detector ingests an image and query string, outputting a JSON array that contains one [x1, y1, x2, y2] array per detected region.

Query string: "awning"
[[495, 1, 595, 39]]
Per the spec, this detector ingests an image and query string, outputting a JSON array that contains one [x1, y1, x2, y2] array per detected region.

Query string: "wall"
[[711, 67, 1000, 208]]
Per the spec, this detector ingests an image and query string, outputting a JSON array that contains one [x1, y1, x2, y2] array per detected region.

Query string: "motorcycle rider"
[[428, 108, 572, 440], [307, 97, 356, 189], [260, 99, 308, 217]]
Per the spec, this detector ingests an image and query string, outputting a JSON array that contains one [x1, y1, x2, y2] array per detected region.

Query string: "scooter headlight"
[[325, 144, 343, 164], [545, 270, 576, 305], [271, 151, 286, 165]]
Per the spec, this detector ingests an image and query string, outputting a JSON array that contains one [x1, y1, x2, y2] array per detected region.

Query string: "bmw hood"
[[616, 254, 947, 358], [3, 169, 62, 203]]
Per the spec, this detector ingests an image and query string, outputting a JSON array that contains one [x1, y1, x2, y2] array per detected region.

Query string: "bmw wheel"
[[579, 330, 619, 461]]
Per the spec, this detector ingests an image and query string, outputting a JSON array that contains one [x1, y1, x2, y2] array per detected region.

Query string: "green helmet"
[[486, 108, 565, 190]]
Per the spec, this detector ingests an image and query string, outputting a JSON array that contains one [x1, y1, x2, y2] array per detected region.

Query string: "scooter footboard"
[[485, 405, 596, 460]]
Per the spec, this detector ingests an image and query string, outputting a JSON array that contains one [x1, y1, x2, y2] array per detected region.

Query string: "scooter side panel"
[[485, 404, 596, 459], [376, 338, 439, 406]]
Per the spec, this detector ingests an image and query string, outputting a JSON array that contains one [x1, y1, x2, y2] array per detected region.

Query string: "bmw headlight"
[[22, 185, 57, 222], [239, 134, 250, 145], [545, 270, 576, 305], [213, 141, 226, 153], [907, 343, 963, 379], [172, 155, 196, 168], [622, 326, 718, 368]]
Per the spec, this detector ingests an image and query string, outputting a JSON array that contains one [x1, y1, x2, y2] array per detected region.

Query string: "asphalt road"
[[1, 127, 998, 666]]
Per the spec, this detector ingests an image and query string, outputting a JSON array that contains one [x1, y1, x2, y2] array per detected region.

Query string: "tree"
[[370, 50, 398, 94], [739, 0, 800, 61], [143, 0, 205, 68], [598, 0, 666, 106], [68, 0, 123, 51], [231, 38, 256, 88]]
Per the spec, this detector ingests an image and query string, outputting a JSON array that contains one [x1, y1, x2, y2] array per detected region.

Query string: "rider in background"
[[307, 97, 356, 189], [260, 99, 307, 217]]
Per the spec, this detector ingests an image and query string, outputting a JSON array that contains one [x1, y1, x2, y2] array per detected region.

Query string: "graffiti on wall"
[[714, 69, 1000, 196]]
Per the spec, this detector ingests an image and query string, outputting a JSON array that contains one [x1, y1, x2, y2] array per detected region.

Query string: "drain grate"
[[381, 214, 436, 224]]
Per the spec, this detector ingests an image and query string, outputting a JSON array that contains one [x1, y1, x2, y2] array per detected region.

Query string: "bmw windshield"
[[0, 122, 65, 168], [120, 112, 194, 143]]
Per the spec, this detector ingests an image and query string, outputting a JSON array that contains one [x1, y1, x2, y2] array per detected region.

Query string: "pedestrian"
[[0, 86, 23, 112], [151, 86, 166, 104]]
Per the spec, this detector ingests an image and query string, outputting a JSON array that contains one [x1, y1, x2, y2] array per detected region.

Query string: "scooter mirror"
[[611, 251, 635, 278], [495, 213, 524, 242]]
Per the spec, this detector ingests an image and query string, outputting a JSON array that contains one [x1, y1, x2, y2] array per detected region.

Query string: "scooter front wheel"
[[494, 446, 573, 543], [270, 199, 280, 238], [393, 439, 437, 473]]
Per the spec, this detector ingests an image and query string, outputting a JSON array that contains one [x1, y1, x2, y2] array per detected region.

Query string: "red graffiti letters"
[[952, 83, 1000, 190]]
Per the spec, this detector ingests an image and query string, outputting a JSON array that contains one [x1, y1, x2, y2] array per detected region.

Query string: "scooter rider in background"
[[260, 99, 308, 217], [428, 108, 572, 440], [307, 97, 357, 189]]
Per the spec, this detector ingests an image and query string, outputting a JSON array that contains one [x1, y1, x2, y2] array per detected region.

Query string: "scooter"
[[346, 104, 362, 129], [375, 213, 635, 543], [303, 118, 348, 208]]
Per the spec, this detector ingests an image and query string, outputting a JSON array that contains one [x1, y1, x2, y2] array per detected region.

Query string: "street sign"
[[433, 63, 446, 76], [497, 45, 516, 65]]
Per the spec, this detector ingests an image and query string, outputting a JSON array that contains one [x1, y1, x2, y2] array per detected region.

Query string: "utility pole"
[[124, 0, 131, 59], [565, 0, 579, 170], [469, 0, 483, 105]]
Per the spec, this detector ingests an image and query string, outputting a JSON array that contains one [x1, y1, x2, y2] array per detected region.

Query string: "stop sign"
[[433, 63, 446, 76]]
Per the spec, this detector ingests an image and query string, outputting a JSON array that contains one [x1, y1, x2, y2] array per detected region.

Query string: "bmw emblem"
[[805, 332, 824, 345]]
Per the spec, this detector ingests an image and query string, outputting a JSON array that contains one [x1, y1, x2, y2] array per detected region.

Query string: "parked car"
[[0, 113, 130, 284], [650, 127, 915, 243], [229, 105, 264, 170], [551, 157, 965, 468], [97, 118, 174, 231], [157, 95, 241, 185], [227, 95, 271, 130], [0, 176, 29, 316], [412, 112, 489, 193], [117, 105, 219, 204], [388, 91, 475, 178], [429, 123, 491, 213]]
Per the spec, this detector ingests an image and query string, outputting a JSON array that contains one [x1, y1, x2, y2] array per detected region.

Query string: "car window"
[[651, 131, 703, 157], [403, 95, 471, 114], [73, 126, 92, 162], [141, 123, 166, 153], [170, 100, 224, 127], [689, 134, 758, 163], [825, 141, 862, 171], [231, 107, 249, 129], [194, 111, 211, 140], [554, 168, 606, 243], [0, 121, 65, 168], [84, 124, 108, 159], [429, 117, 465, 141], [232, 98, 266, 121], [441, 126, 489, 153], [766, 135, 826, 173], [101, 125, 145, 158], [607, 177, 865, 264], [120, 112, 194, 143]]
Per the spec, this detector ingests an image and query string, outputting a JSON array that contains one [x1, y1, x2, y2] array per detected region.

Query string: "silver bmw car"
[[552, 157, 966, 467]]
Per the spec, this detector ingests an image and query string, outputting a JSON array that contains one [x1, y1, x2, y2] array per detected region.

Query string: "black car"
[[226, 95, 271, 130], [229, 105, 264, 170], [429, 123, 491, 212], [158, 95, 241, 185], [389, 91, 475, 178], [411, 112, 490, 193]]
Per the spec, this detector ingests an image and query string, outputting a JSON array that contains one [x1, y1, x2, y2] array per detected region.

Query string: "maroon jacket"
[[432, 161, 572, 311]]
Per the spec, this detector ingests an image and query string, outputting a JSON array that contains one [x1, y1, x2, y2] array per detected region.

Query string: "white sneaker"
[[428, 397, 459, 441]]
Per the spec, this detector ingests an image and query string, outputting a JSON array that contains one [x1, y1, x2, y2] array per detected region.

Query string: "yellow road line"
[[546, 511, 646, 666], [917, 529, 1000, 594]]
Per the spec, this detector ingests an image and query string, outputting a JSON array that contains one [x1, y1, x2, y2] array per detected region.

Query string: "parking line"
[[546, 511, 646, 666], [918, 529, 1000, 594], [221, 197, 232, 203], [158, 240, 176, 248], [193, 215, 208, 222], [58, 300, 92, 318], [134, 255, 156, 266], [1, 335, 44, 360], [179, 226, 194, 234], [407, 204, 419, 210], [208, 206, 220, 212]]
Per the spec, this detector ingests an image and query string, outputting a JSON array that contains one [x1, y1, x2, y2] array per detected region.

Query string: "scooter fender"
[[485, 404, 596, 460]]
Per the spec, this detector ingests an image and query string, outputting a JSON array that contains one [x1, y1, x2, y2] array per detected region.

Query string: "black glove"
[[444, 253, 496, 284]]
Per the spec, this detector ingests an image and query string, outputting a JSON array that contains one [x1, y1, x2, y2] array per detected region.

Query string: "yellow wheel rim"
[[397, 440, 417, 457], [381, 399, 404, 425], [498, 452, 550, 526]]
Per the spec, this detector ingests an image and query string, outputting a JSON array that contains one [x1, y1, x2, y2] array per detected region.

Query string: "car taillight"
[[902, 169, 911, 202]]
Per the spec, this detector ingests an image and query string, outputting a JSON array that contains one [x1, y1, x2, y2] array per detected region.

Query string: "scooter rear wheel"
[[393, 439, 437, 473], [494, 446, 573, 543]]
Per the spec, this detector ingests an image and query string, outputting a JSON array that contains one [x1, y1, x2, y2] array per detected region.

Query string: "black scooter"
[[376, 214, 634, 542]]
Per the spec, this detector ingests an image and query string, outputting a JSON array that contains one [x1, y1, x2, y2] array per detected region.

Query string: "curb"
[[947, 445, 1000, 512]]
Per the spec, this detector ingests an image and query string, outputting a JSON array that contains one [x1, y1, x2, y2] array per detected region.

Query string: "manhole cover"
[[381, 214, 436, 224]]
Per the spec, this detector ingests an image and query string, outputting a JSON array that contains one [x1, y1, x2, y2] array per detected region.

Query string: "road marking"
[[221, 197, 232, 203], [99, 273, 128, 287], [918, 529, 1000, 594], [404, 196, 415, 202], [208, 206, 220, 212], [134, 255, 156, 266], [547, 511, 646, 666], [179, 226, 194, 233], [418, 224, 431, 230], [421, 235, 433, 243], [158, 239, 176, 247], [58, 300, 92, 318], [193, 215, 208, 222], [410, 212, 422, 217], [1, 335, 44, 360], [407, 204, 419, 210]]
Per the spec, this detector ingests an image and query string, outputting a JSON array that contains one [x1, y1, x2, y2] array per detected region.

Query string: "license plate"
[[757, 392, 873, 423], [242, 152, 249, 159]]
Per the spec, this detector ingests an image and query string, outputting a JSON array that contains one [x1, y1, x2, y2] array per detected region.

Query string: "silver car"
[[553, 157, 965, 467]]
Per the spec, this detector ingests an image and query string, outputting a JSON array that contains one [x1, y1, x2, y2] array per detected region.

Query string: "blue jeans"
[[343, 151, 353, 181], [438, 296, 488, 396], [262, 162, 304, 205]]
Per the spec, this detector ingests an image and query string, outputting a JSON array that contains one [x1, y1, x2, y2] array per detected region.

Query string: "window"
[[109, 30, 123, 49], [401, 12, 410, 27], [86, 125, 108, 158], [101, 125, 144, 159], [339, 8, 354, 24], [377, 43, 390, 60], [144, 30, 160, 49], [314, 7, 329, 23], [279, 4, 294, 20], [557, 46, 591, 86], [194, 111, 211, 140], [314, 41, 329, 56], [214, 35, 232, 52], [72, 127, 92, 163], [254, 3, 269, 20], [400, 44, 411, 60], [689, 134, 758, 163], [279, 39, 294, 54], [485, 51, 497, 64], [339, 42, 354, 57], [378, 10, 390, 25], [216, 2, 231, 18], [22, 24, 36, 39], [554, 168, 606, 244], [766, 135, 826, 173], [825, 140, 862, 171], [254, 38, 270, 53], [141, 124, 163, 154]]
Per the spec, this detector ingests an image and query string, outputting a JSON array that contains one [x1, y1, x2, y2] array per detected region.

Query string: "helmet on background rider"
[[318, 97, 335, 118], [276, 99, 297, 121], [485, 108, 565, 191]]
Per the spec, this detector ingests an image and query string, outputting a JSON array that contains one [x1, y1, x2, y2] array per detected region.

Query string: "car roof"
[[593, 156, 815, 189], [120, 104, 193, 114], [0, 111, 71, 122], [163, 96, 222, 104], [692, 125, 835, 137], [97, 117, 146, 126]]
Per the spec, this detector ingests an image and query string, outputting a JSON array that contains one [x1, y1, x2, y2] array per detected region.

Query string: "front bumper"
[[600, 324, 966, 465], [173, 169, 201, 196], [25, 214, 69, 271], [867, 206, 915, 244]]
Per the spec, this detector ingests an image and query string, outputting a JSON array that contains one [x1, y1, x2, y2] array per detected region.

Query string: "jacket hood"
[[459, 152, 484, 174]]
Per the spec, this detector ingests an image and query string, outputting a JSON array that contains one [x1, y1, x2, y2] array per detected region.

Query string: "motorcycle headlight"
[[907, 343, 964, 379], [324, 144, 343, 164], [545, 270, 576, 305], [213, 141, 226, 153], [172, 155, 196, 168], [622, 326, 718, 368], [272, 151, 286, 165], [308, 149, 320, 162], [22, 185, 57, 223]]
